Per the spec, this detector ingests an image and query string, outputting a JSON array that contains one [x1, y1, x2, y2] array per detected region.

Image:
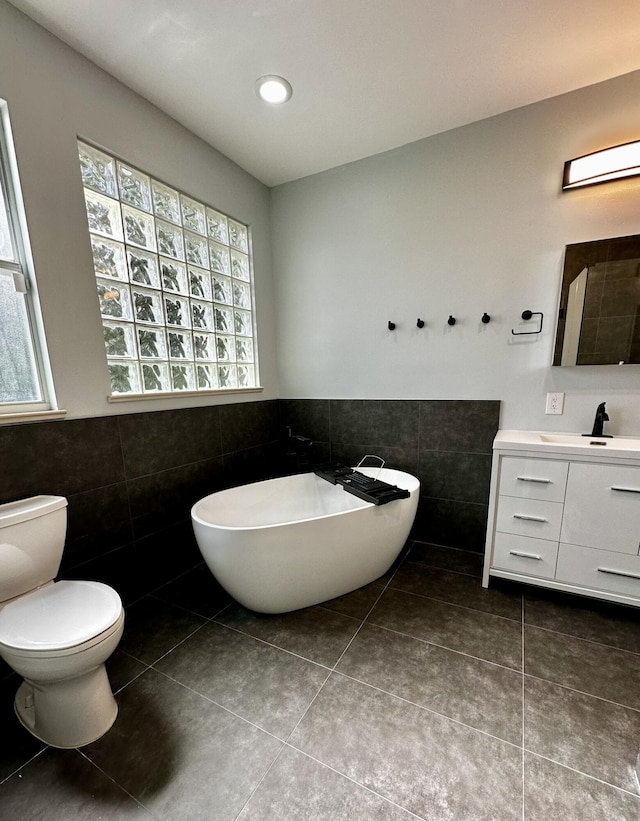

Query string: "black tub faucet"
[[584, 402, 611, 438]]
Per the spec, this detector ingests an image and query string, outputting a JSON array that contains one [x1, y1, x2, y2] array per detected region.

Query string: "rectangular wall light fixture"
[[563, 139, 640, 190]]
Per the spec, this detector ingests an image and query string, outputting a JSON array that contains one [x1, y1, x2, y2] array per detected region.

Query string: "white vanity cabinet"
[[483, 431, 640, 607]]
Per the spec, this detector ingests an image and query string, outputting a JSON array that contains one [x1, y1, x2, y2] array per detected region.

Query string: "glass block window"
[[0, 102, 51, 412], [78, 141, 258, 395]]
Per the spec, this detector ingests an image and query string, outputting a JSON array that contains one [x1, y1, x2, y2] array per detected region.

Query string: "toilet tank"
[[0, 496, 67, 604]]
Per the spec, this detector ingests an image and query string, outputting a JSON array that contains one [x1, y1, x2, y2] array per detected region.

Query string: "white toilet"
[[0, 495, 124, 748]]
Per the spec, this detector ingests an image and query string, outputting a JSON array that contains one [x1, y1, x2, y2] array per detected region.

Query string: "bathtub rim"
[[191, 466, 420, 532]]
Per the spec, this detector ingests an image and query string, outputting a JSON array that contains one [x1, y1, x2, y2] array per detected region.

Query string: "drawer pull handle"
[[513, 514, 547, 522], [610, 486, 640, 494], [597, 567, 640, 581], [509, 550, 542, 560], [517, 477, 551, 484]]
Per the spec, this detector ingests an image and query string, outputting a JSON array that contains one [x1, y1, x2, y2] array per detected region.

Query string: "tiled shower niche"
[[79, 141, 257, 395]]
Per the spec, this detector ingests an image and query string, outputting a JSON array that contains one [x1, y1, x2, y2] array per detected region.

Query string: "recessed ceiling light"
[[255, 75, 293, 104]]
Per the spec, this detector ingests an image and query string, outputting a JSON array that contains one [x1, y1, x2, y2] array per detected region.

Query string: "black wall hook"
[[447, 315, 456, 326], [512, 310, 543, 335], [388, 321, 396, 331], [481, 312, 491, 324], [417, 318, 425, 328]]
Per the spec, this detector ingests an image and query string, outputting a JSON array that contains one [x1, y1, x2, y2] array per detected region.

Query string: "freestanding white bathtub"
[[191, 467, 420, 613]]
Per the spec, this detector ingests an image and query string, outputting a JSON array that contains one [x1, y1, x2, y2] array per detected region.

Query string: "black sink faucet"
[[586, 402, 611, 438]]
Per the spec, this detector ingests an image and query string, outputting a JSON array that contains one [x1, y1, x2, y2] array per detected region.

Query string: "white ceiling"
[[9, 0, 640, 187]]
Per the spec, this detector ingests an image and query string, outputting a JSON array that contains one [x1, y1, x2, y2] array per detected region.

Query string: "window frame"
[[0, 101, 58, 421]]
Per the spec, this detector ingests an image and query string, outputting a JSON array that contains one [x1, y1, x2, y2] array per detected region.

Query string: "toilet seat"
[[0, 580, 122, 652]]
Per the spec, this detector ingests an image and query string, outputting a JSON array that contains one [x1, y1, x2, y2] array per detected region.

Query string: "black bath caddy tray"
[[314, 463, 410, 506]]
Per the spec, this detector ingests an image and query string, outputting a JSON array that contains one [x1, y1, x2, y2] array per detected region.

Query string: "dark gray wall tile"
[[330, 442, 417, 474], [153, 564, 232, 619], [279, 399, 330, 443], [219, 400, 279, 454], [413, 497, 489, 552], [417, 450, 492, 504], [222, 441, 282, 487], [62, 482, 133, 571], [118, 406, 222, 478], [119, 597, 206, 665], [127, 457, 224, 540], [0, 423, 39, 503], [35, 417, 125, 495], [133, 521, 202, 593], [65, 545, 140, 605], [331, 400, 419, 449], [418, 400, 500, 454]]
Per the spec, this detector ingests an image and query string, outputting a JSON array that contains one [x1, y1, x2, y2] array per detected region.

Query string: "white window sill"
[[0, 409, 68, 425], [108, 386, 264, 403]]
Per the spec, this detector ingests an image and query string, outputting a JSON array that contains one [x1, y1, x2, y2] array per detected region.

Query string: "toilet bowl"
[[0, 496, 124, 748]]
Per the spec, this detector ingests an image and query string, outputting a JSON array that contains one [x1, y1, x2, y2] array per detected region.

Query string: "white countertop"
[[494, 430, 640, 460]]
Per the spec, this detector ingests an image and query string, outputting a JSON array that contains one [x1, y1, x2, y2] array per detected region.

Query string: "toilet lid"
[[0, 580, 122, 650]]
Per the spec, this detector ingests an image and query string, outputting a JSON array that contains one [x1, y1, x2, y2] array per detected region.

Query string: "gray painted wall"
[[0, 1, 278, 419], [271, 70, 640, 435]]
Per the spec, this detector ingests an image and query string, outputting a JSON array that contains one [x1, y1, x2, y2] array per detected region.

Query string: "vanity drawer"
[[496, 495, 563, 541], [561, 462, 640, 554], [498, 456, 568, 502], [556, 543, 640, 599], [493, 533, 558, 579]]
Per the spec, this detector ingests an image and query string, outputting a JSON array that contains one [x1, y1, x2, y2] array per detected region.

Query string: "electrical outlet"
[[545, 392, 564, 415]]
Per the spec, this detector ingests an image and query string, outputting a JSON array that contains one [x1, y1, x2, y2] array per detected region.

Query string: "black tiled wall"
[[0, 397, 499, 611], [0, 400, 280, 604], [280, 399, 501, 552]]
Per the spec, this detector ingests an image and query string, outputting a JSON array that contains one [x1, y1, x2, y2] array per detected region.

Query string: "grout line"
[[523, 622, 640, 659], [282, 668, 333, 746], [362, 620, 523, 674], [522, 671, 640, 714], [401, 557, 483, 579], [112, 664, 150, 696], [0, 747, 48, 787], [330, 545, 412, 672], [279, 746, 430, 821], [76, 748, 158, 818], [199, 619, 334, 672], [231, 745, 288, 821], [151, 666, 285, 744], [146, 592, 216, 622], [524, 750, 640, 800], [330, 668, 522, 752], [128, 619, 208, 668], [369, 584, 523, 625]]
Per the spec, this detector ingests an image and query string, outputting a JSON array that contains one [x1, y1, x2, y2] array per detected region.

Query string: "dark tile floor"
[[1, 542, 640, 820]]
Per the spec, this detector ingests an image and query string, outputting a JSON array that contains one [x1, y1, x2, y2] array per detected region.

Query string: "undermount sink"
[[495, 430, 640, 458]]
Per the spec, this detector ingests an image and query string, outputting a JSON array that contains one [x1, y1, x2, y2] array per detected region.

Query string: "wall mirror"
[[553, 234, 640, 366]]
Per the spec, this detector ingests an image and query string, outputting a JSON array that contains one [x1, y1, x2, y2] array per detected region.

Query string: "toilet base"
[[14, 663, 118, 748]]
